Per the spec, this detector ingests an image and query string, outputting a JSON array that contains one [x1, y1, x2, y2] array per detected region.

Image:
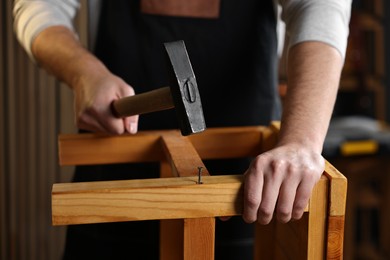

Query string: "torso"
[[94, 0, 281, 131]]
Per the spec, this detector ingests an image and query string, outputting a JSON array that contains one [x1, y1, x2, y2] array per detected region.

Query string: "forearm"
[[32, 26, 110, 90], [278, 41, 343, 153], [32, 26, 136, 134], [243, 41, 343, 224]]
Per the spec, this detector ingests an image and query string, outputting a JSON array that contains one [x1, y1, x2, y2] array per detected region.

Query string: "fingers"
[[275, 170, 300, 223], [80, 111, 138, 135], [118, 84, 138, 134], [77, 104, 129, 135], [124, 115, 139, 134], [257, 160, 287, 224], [291, 175, 317, 220], [77, 112, 111, 133], [245, 159, 293, 225], [243, 165, 263, 223], [243, 147, 324, 225], [74, 74, 140, 135]]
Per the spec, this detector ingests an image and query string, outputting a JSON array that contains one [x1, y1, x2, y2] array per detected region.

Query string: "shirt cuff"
[[280, 0, 352, 58], [13, 0, 79, 61]]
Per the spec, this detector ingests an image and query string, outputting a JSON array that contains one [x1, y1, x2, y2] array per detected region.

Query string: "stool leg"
[[254, 220, 276, 259], [275, 215, 309, 259], [159, 161, 216, 260], [160, 161, 184, 260], [308, 178, 328, 260], [184, 218, 215, 260], [160, 217, 215, 260], [160, 219, 184, 260]]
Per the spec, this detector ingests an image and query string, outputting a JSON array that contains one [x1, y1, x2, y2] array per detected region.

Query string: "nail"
[[129, 122, 137, 134], [197, 167, 203, 184]]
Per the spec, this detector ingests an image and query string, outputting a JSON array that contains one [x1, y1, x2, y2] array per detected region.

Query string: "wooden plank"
[[326, 216, 345, 260], [323, 161, 348, 216], [52, 175, 244, 225], [161, 132, 209, 177], [160, 219, 184, 260], [184, 218, 215, 260], [274, 215, 309, 260], [58, 126, 269, 166], [188, 126, 264, 159], [270, 177, 328, 260], [52, 173, 328, 226], [160, 136, 215, 259], [307, 176, 329, 260], [58, 132, 164, 165], [58, 124, 286, 167], [254, 220, 276, 259], [323, 162, 347, 260], [159, 160, 183, 260], [259, 121, 280, 153]]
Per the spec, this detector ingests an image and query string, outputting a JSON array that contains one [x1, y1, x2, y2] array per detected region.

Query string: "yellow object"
[[341, 140, 379, 156]]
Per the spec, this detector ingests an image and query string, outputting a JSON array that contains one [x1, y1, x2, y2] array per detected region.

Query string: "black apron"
[[64, 0, 280, 259]]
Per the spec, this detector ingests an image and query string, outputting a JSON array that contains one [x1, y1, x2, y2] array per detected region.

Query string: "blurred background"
[[1, 0, 390, 259]]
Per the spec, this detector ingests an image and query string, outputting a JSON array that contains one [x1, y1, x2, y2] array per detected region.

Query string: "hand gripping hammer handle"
[[111, 86, 174, 117]]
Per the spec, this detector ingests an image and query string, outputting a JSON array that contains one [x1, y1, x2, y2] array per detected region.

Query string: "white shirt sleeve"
[[13, 0, 80, 60], [14, 0, 351, 60], [278, 0, 352, 58]]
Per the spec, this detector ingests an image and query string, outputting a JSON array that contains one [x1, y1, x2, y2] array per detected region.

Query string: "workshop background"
[[1, 0, 390, 259]]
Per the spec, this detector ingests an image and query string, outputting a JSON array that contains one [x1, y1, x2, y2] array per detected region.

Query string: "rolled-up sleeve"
[[279, 0, 352, 58], [13, 0, 80, 59]]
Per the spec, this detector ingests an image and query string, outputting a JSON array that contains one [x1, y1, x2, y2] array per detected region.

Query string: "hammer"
[[111, 40, 206, 136]]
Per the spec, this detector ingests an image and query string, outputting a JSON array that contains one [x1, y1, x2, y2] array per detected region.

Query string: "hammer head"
[[164, 41, 206, 136]]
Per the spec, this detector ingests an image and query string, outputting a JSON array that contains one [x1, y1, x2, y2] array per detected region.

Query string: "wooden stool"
[[52, 123, 347, 259]]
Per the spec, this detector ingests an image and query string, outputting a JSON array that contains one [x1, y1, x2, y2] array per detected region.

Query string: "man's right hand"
[[32, 26, 138, 135], [73, 71, 138, 135]]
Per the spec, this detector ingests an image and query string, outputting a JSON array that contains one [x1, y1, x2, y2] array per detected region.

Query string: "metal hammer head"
[[164, 41, 206, 136]]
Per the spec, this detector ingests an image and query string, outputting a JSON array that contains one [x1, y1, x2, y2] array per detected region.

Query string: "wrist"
[[68, 52, 111, 92], [276, 129, 325, 154]]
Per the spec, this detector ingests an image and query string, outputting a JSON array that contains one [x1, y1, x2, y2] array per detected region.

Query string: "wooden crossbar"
[[58, 126, 268, 166], [160, 131, 209, 177], [52, 175, 243, 225], [52, 174, 332, 226]]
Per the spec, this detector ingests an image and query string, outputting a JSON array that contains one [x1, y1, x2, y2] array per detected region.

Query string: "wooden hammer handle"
[[112, 86, 174, 117]]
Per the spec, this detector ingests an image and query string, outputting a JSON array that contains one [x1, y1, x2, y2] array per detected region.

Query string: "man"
[[14, 0, 351, 259]]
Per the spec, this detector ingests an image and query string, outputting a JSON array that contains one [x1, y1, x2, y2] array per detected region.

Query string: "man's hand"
[[241, 41, 343, 225], [243, 144, 324, 224], [73, 72, 138, 135], [32, 26, 138, 135]]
